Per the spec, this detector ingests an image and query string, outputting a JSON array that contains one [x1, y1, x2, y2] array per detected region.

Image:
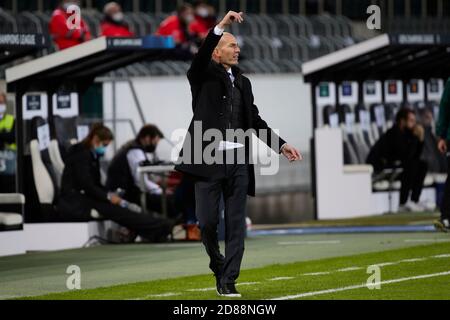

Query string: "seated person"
[[100, 2, 134, 37], [106, 124, 181, 219], [367, 108, 428, 212], [0, 92, 16, 193], [49, 0, 92, 50], [57, 123, 177, 242], [189, 0, 217, 41], [156, 3, 196, 60]]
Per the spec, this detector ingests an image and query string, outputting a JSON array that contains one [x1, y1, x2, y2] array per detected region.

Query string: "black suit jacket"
[[366, 125, 424, 172], [174, 29, 286, 196], [60, 142, 108, 202]]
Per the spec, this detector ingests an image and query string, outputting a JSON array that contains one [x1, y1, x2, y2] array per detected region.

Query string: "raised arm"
[[187, 11, 243, 84]]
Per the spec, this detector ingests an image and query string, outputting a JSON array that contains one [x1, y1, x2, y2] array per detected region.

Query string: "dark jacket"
[[366, 125, 424, 172], [60, 142, 108, 202], [57, 142, 109, 220], [174, 29, 286, 196], [106, 140, 146, 203]]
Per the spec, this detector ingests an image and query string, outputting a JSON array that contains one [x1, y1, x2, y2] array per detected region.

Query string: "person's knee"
[[198, 218, 219, 232]]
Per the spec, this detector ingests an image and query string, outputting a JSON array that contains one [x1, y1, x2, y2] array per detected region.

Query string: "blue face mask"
[[94, 145, 107, 156]]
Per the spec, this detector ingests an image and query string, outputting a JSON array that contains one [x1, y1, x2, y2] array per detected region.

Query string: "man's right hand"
[[438, 138, 447, 154], [217, 11, 244, 29]]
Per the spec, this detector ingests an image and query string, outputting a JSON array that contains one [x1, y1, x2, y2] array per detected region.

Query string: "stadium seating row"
[[0, 9, 364, 75]]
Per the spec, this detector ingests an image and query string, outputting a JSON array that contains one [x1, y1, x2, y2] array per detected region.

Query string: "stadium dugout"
[[0, 33, 49, 257], [1, 34, 174, 256], [303, 33, 450, 220]]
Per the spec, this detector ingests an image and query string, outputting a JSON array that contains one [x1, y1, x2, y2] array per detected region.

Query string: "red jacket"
[[49, 8, 92, 50], [189, 16, 215, 39], [156, 15, 189, 44], [100, 21, 134, 37]]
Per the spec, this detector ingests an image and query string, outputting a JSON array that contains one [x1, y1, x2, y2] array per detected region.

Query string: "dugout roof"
[[303, 34, 450, 83], [0, 33, 48, 65], [6, 35, 174, 91]]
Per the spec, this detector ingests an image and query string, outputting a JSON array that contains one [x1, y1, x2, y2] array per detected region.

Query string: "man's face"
[[405, 112, 416, 130], [142, 135, 160, 152], [180, 7, 194, 24], [107, 4, 121, 15], [214, 33, 240, 68], [106, 3, 124, 22]]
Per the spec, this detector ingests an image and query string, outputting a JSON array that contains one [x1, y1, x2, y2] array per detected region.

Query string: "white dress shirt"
[[126, 149, 163, 195]]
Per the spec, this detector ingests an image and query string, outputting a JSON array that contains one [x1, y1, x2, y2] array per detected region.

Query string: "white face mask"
[[0, 104, 6, 119], [112, 12, 124, 23], [196, 7, 209, 18], [184, 14, 194, 24]]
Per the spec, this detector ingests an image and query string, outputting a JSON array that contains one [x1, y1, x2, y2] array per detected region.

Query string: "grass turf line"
[[17, 242, 450, 300]]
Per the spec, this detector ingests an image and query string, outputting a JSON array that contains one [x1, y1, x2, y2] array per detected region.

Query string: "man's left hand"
[[281, 144, 303, 162]]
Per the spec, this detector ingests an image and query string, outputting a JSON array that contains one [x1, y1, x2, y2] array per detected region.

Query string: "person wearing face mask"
[[106, 124, 183, 220], [367, 108, 428, 212], [0, 92, 16, 193], [49, 0, 92, 50], [100, 2, 134, 37], [189, 1, 217, 41], [156, 3, 194, 45], [57, 123, 177, 242]]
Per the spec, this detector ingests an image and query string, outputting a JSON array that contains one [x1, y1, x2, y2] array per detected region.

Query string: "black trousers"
[[195, 163, 248, 286], [400, 159, 428, 205], [440, 154, 450, 220]]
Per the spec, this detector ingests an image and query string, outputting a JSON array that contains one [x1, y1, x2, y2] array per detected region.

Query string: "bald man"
[[175, 11, 302, 297], [100, 2, 134, 37]]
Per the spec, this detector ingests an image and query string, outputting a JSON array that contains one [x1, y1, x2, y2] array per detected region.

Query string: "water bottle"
[[120, 200, 142, 213]]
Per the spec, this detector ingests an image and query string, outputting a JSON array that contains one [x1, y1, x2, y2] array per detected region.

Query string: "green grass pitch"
[[20, 242, 450, 300]]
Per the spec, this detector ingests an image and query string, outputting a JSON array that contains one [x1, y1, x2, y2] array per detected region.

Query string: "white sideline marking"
[[130, 253, 450, 299], [269, 277, 295, 281], [270, 271, 450, 300], [337, 267, 362, 272], [186, 287, 215, 292], [302, 272, 331, 276], [278, 240, 341, 245], [400, 258, 427, 263], [373, 262, 398, 267], [237, 281, 260, 286], [186, 281, 260, 292], [432, 254, 450, 258]]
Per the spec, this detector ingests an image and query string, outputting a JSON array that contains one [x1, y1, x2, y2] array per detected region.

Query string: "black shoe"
[[218, 283, 241, 298], [434, 219, 450, 233], [214, 274, 222, 295]]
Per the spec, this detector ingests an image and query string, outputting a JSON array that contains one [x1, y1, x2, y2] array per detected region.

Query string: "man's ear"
[[212, 47, 220, 59]]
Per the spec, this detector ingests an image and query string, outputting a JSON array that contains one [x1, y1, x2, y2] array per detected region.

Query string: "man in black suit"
[[175, 11, 302, 297]]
